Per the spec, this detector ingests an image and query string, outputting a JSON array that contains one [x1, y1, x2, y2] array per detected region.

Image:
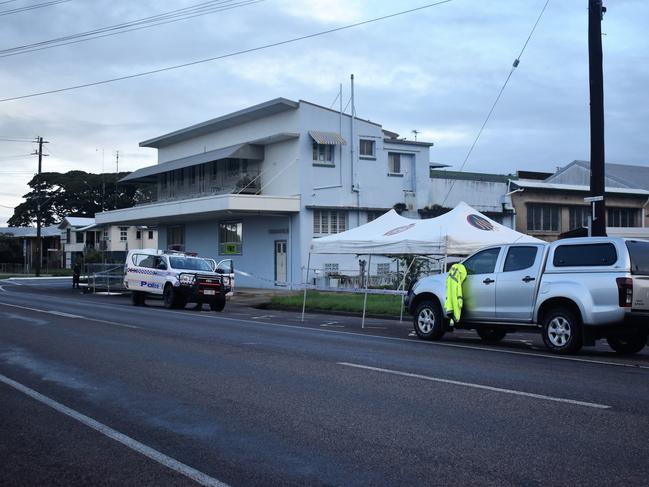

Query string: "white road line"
[[48, 311, 84, 319], [338, 362, 612, 410], [0, 302, 138, 329], [156, 310, 649, 370], [0, 373, 229, 487], [4, 291, 649, 371]]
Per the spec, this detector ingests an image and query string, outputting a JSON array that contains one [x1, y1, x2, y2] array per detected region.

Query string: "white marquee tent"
[[304, 202, 543, 325], [310, 201, 542, 256]]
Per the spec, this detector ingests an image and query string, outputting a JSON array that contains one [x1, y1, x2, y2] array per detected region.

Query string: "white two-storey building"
[[96, 98, 441, 287]]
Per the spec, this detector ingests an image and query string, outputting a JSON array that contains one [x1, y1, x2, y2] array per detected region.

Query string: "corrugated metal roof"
[[63, 217, 95, 227], [512, 179, 649, 195], [0, 226, 60, 237], [120, 143, 264, 183], [308, 130, 347, 145]]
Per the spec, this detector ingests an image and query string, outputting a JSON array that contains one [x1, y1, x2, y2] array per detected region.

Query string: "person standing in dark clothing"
[[72, 263, 81, 289]]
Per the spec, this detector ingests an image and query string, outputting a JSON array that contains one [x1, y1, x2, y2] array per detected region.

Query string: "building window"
[[569, 206, 591, 230], [607, 207, 638, 227], [160, 173, 168, 190], [312, 142, 335, 164], [527, 205, 560, 232], [313, 210, 347, 235], [189, 166, 196, 185], [167, 225, 185, 250], [366, 211, 383, 223], [119, 226, 129, 241], [227, 159, 240, 177], [66, 228, 71, 243], [148, 230, 154, 240], [136, 230, 141, 240], [376, 263, 391, 275], [76, 231, 84, 244], [359, 139, 375, 158], [103, 230, 108, 241], [388, 152, 402, 174], [219, 222, 242, 255], [323, 263, 339, 275]]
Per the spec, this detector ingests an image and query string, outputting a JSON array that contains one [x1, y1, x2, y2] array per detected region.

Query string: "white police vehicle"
[[124, 249, 233, 311]]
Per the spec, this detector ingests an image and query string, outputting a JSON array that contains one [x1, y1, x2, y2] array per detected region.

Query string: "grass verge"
[[270, 291, 403, 316]]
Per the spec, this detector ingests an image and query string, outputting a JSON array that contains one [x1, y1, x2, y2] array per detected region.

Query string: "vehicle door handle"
[[482, 278, 495, 285], [522, 276, 536, 283]]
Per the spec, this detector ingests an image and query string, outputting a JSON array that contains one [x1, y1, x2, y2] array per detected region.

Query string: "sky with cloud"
[[1, 0, 647, 225]]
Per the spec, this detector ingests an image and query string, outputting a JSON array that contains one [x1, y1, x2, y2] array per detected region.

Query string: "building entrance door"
[[275, 240, 287, 285]]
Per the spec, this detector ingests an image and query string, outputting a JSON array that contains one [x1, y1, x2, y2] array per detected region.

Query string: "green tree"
[[8, 171, 152, 227]]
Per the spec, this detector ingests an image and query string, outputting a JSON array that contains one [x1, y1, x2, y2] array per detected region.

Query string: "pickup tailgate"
[[626, 240, 649, 310]]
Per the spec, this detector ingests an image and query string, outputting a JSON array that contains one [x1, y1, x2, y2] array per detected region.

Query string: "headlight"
[[179, 273, 195, 285], [222, 277, 230, 286]]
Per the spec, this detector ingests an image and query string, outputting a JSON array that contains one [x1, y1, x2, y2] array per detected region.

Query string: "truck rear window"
[[626, 240, 649, 275], [553, 243, 617, 267]]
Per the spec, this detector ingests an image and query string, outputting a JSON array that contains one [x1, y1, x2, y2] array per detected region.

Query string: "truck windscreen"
[[169, 257, 213, 272]]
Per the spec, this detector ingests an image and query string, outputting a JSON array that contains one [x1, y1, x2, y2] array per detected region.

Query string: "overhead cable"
[[440, 0, 550, 207], [0, 0, 262, 58], [0, 0, 73, 17], [0, 0, 454, 103]]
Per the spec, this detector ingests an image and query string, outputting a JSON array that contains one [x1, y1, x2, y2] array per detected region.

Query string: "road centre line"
[[0, 373, 229, 487], [3, 289, 648, 371], [0, 302, 139, 329], [338, 362, 611, 409]]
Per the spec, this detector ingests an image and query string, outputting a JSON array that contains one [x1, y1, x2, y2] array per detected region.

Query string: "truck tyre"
[[476, 327, 507, 342], [414, 299, 445, 340], [210, 295, 226, 312], [131, 291, 145, 306], [606, 331, 647, 355], [541, 307, 583, 354], [163, 284, 183, 309]]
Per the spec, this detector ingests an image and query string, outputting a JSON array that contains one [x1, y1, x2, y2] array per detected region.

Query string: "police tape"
[[234, 268, 407, 295]]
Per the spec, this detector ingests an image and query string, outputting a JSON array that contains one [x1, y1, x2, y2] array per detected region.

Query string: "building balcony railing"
[[136, 169, 262, 205]]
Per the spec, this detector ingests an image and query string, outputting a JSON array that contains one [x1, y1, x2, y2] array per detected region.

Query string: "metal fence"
[[84, 263, 125, 293]]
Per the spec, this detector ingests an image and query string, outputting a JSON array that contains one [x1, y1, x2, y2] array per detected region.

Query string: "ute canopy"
[[310, 201, 541, 256]]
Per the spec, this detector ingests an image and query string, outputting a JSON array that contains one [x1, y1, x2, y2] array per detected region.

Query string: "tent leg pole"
[[301, 252, 311, 322], [399, 256, 417, 322], [362, 254, 371, 329]]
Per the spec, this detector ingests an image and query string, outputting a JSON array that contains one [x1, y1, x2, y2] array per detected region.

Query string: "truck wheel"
[[131, 291, 145, 306], [163, 285, 177, 309], [210, 295, 226, 312], [606, 331, 647, 355], [413, 299, 445, 340], [541, 307, 582, 354], [476, 327, 507, 342]]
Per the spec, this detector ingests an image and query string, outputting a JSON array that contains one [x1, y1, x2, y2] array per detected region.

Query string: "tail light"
[[616, 277, 633, 307]]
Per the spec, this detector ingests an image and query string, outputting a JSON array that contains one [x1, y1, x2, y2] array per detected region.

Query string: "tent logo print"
[[383, 223, 416, 236], [467, 214, 494, 231]]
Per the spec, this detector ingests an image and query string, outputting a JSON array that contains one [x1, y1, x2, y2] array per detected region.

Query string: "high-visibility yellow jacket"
[[444, 263, 467, 323]]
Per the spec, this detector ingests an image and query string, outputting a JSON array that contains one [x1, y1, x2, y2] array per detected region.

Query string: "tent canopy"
[[310, 201, 542, 255]]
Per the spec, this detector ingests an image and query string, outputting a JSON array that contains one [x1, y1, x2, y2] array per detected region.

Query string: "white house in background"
[[59, 216, 158, 267], [427, 169, 515, 226], [95, 97, 442, 288]]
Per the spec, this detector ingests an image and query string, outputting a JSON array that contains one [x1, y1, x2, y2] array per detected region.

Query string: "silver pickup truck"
[[405, 237, 649, 355]]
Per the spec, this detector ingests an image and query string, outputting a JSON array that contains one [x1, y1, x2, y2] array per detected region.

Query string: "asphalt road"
[[1, 277, 648, 486]]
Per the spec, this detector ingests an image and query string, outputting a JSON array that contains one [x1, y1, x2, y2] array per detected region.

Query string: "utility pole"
[[33, 136, 49, 277], [588, 0, 607, 236]]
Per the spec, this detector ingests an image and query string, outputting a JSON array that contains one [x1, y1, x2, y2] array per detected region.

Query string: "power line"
[[0, 0, 73, 17], [0, 0, 263, 58], [440, 0, 550, 207], [0, 0, 454, 103], [0, 137, 37, 142]]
